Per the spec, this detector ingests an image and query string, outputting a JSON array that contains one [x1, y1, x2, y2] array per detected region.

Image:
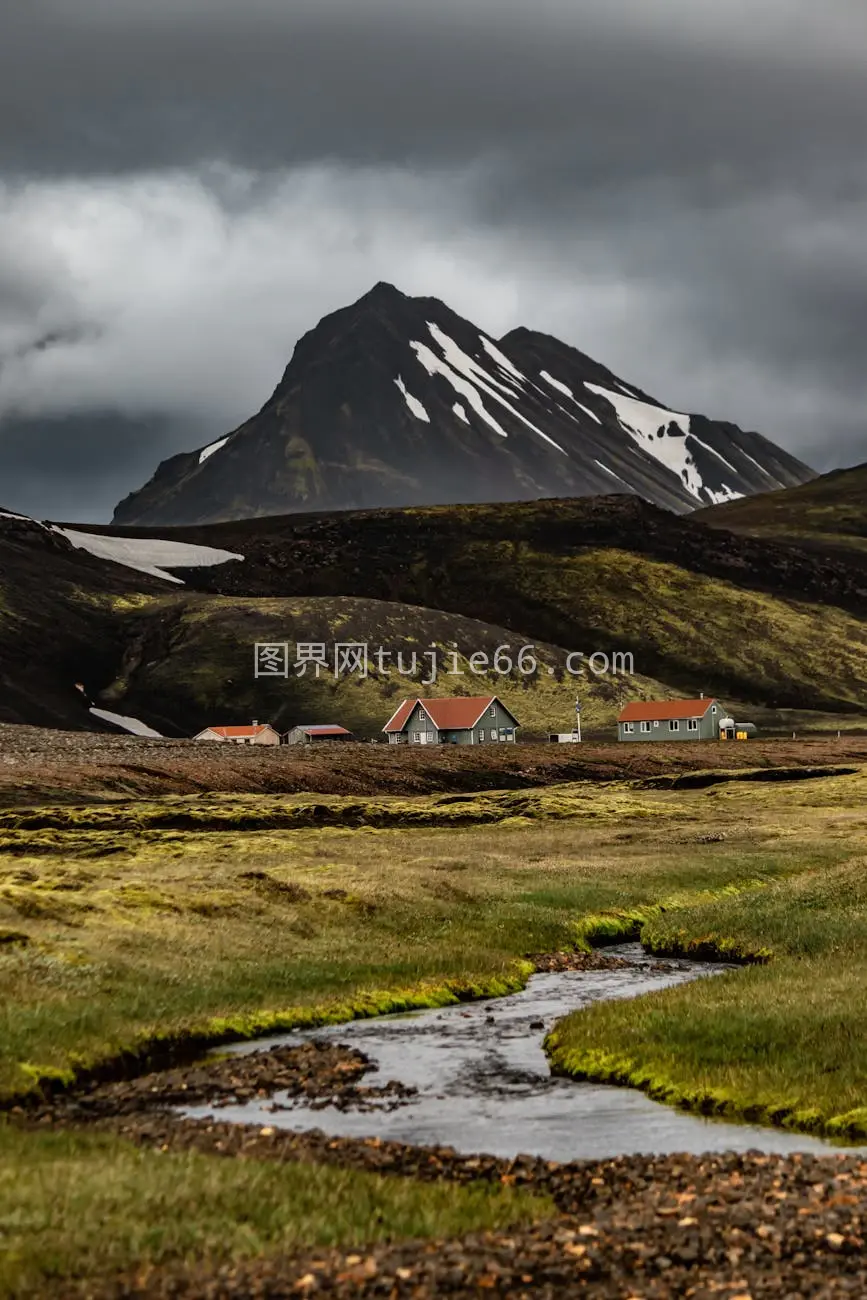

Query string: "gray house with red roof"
[[383, 696, 519, 745], [617, 697, 723, 742]]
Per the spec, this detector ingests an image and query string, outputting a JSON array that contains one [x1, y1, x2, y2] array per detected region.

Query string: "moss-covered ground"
[[698, 462, 867, 554], [546, 768, 867, 1139], [3, 764, 867, 1291]]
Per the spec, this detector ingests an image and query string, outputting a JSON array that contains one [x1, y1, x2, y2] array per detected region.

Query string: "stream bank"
[[176, 945, 866, 1160]]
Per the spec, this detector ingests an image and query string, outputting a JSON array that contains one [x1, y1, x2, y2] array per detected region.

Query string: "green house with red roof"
[[617, 697, 724, 742]]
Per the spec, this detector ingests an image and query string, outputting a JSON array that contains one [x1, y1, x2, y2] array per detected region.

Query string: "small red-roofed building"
[[616, 697, 723, 742], [193, 721, 281, 745]]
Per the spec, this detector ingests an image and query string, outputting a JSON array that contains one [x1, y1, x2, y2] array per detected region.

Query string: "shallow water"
[[182, 945, 866, 1160]]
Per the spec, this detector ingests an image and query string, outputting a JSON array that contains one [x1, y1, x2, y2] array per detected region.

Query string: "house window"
[[669, 720, 679, 732], [489, 705, 496, 717], [411, 732, 421, 743], [491, 731, 499, 742], [623, 722, 634, 734], [687, 718, 698, 731], [478, 730, 485, 742], [640, 721, 651, 733]]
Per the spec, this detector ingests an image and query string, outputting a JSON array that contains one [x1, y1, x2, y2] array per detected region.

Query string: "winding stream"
[[182, 946, 866, 1160]]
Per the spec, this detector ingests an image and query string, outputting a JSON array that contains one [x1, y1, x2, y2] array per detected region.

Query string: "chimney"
[[700, 692, 704, 699], [252, 718, 258, 726]]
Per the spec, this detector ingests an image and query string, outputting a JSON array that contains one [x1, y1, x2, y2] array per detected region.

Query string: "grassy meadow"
[[0, 778, 833, 1101], [546, 769, 867, 1137], [0, 1122, 550, 1297], [2, 763, 867, 1291]]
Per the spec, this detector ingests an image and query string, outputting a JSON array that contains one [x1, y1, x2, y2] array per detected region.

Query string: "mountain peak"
[[112, 285, 815, 526], [355, 280, 409, 308]]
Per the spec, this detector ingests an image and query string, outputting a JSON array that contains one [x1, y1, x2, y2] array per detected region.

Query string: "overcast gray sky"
[[2, 0, 866, 520]]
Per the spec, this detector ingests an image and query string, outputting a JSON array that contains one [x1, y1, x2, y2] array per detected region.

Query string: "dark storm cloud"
[[1, 0, 865, 181], [1, 0, 866, 517]]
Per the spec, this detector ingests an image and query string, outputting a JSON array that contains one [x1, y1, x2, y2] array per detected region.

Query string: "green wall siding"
[[397, 699, 519, 745], [618, 703, 720, 742]]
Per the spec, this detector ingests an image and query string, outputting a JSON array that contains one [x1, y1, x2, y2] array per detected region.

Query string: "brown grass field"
[[1, 724, 866, 807]]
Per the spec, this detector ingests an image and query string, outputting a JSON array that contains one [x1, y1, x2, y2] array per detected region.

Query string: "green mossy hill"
[[98, 591, 664, 740], [97, 495, 867, 716], [5, 494, 867, 732], [698, 462, 867, 556]]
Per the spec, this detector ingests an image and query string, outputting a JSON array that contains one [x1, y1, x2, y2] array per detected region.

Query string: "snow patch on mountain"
[[199, 436, 230, 464], [584, 383, 707, 499], [594, 460, 631, 486], [417, 324, 566, 454], [426, 323, 515, 398], [394, 376, 430, 422], [539, 369, 571, 398], [737, 446, 786, 485], [53, 529, 244, 584], [539, 371, 602, 425], [452, 402, 469, 425], [704, 484, 744, 505], [89, 708, 163, 737], [479, 335, 526, 383], [411, 340, 510, 438], [0, 509, 52, 531]]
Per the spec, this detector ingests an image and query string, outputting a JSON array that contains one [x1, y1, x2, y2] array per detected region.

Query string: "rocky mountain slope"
[[113, 283, 814, 525]]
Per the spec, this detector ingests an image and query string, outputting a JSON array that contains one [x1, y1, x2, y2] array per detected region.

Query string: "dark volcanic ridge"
[[112, 282, 814, 525]]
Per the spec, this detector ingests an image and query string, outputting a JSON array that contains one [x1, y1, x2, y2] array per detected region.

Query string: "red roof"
[[203, 724, 276, 738], [618, 698, 716, 723], [382, 699, 417, 733], [383, 696, 516, 733], [299, 725, 351, 736]]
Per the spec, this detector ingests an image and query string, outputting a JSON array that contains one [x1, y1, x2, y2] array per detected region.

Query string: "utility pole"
[[574, 697, 582, 742]]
